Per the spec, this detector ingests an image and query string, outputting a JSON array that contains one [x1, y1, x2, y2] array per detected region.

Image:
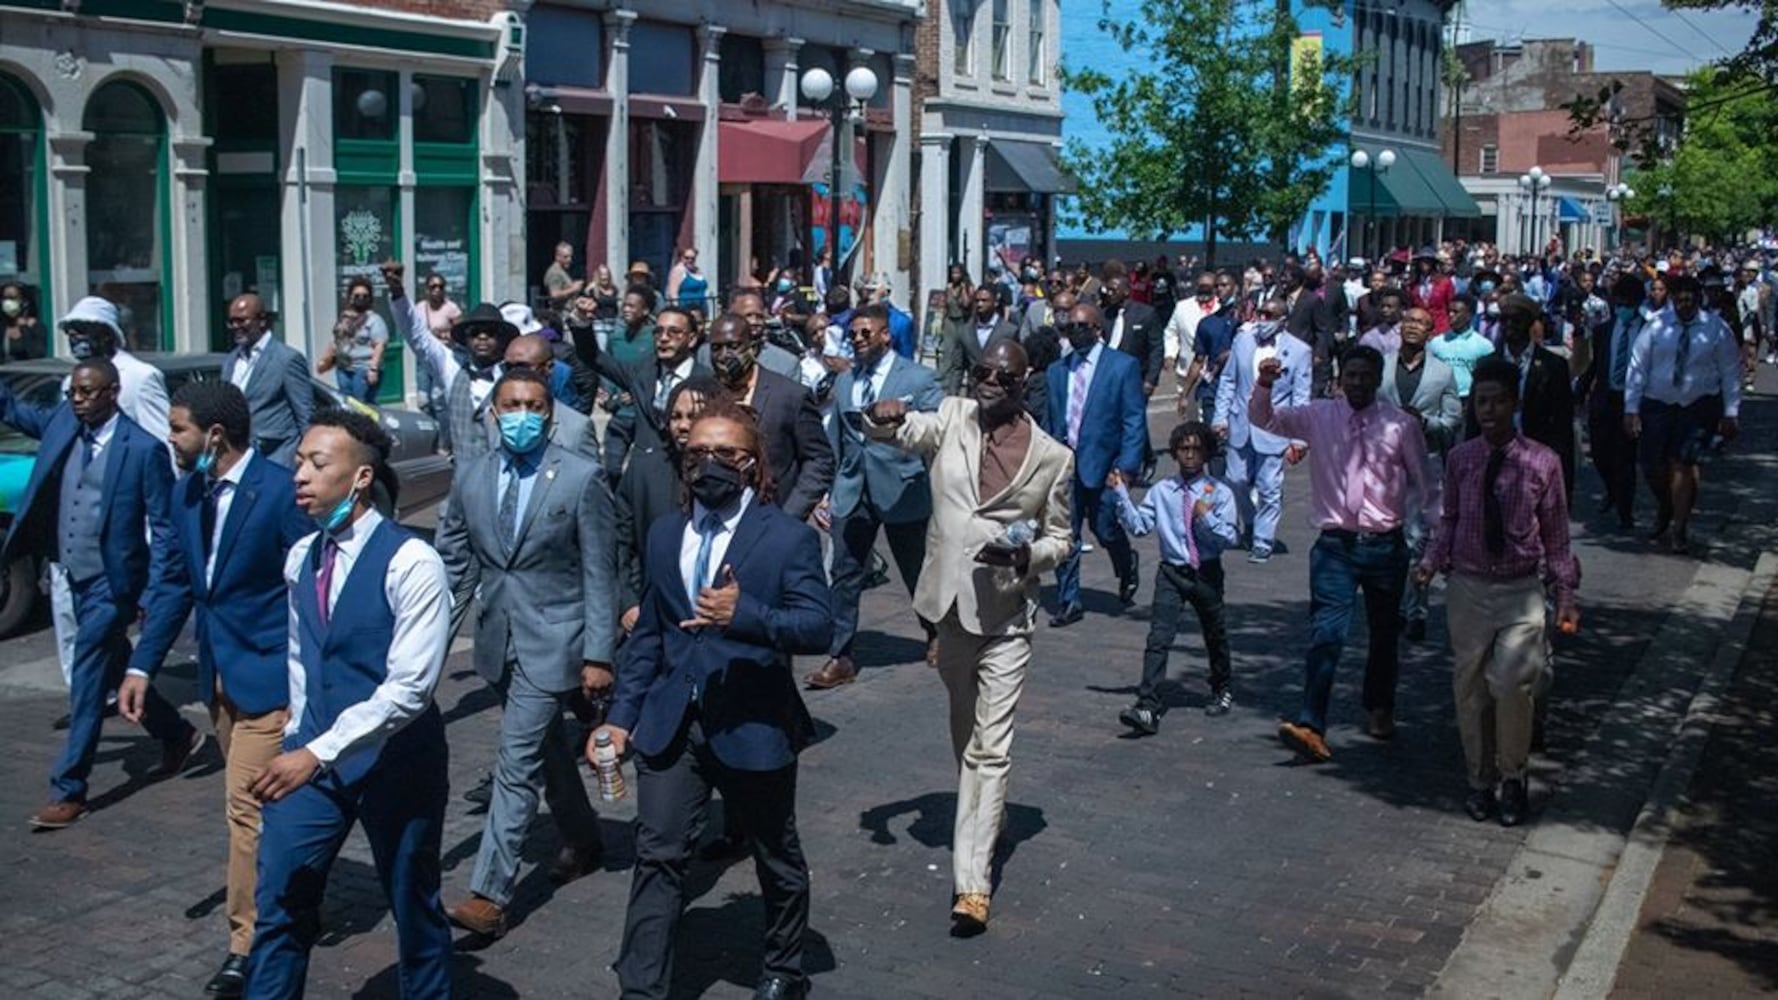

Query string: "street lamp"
[[1349, 147, 1396, 262], [1517, 166, 1552, 255], [1605, 182, 1635, 252], [801, 64, 879, 290]]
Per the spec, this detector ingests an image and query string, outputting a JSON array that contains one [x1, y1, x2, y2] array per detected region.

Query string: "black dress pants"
[[1136, 560, 1231, 711], [616, 714, 809, 1000]]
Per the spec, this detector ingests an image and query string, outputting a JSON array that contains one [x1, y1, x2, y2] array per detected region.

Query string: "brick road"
[[0, 379, 1772, 998]]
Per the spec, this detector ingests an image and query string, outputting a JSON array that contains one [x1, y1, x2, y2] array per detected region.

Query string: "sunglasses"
[[971, 365, 1022, 389], [682, 445, 750, 465], [1058, 322, 1098, 338]]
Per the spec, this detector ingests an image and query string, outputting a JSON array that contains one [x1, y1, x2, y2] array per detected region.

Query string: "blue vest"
[[292, 519, 445, 786], [57, 444, 107, 584]]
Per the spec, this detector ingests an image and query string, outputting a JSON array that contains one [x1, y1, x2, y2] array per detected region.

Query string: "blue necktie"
[[688, 512, 722, 608], [78, 430, 97, 474]]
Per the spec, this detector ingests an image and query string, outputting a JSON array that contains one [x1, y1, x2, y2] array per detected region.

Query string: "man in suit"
[[1044, 303, 1149, 626], [1212, 299, 1314, 564], [863, 340, 1074, 934], [435, 369, 617, 939], [1099, 275, 1166, 396], [574, 305, 711, 483], [385, 261, 515, 465], [1279, 264, 1339, 396], [805, 303, 945, 690], [597, 403, 833, 1000], [0, 358, 202, 831], [1493, 294, 1576, 500], [1380, 308, 1462, 643], [941, 284, 1020, 395], [122, 380, 312, 997], [708, 313, 834, 521], [246, 409, 453, 998], [220, 294, 313, 466], [501, 334, 600, 460], [718, 289, 804, 380], [1579, 274, 1646, 531]]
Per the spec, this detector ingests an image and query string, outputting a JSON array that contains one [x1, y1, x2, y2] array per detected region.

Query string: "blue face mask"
[[498, 410, 547, 454], [1477, 281, 1497, 296], [194, 435, 218, 476], [316, 484, 360, 533]]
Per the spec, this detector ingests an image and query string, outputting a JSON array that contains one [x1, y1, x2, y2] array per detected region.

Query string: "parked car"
[[0, 353, 452, 637]]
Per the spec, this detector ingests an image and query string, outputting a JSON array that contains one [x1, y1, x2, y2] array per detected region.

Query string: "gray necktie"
[[498, 466, 521, 549]]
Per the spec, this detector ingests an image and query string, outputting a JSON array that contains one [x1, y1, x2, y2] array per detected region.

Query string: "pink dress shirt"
[[1249, 389, 1434, 534], [1421, 433, 1578, 605]]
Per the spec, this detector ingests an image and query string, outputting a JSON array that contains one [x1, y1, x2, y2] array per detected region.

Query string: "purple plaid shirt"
[[1423, 433, 1578, 605]]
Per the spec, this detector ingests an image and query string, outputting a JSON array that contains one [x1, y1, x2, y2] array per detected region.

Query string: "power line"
[[1668, 7, 1737, 57], [1599, 0, 1713, 65]]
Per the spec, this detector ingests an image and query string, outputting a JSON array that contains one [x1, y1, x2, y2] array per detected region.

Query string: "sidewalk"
[[1609, 573, 1778, 997]]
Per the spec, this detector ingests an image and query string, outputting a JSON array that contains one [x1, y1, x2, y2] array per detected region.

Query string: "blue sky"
[[1459, 0, 1758, 76]]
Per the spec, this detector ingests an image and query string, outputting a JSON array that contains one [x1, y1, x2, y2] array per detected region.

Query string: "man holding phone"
[[862, 341, 1074, 936]]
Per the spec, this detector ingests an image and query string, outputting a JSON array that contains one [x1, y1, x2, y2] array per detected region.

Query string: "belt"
[[1321, 527, 1403, 543]]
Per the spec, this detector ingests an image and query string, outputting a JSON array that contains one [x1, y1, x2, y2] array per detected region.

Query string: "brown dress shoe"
[[804, 657, 858, 690], [446, 895, 508, 938], [950, 892, 990, 936], [30, 799, 88, 830], [1366, 708, 1396, 741], [548, 841, 603, 884], [1278, 721, 1333, 762]]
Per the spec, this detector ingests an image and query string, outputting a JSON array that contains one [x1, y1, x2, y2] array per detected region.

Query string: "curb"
[[1552, 549, 1778, 999]]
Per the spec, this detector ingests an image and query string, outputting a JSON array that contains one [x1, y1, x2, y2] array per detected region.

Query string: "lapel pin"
[[546, 468, 557, 480]]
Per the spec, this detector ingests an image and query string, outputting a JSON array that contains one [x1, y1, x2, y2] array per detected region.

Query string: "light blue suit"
[[1212, 327, 1313, 550]]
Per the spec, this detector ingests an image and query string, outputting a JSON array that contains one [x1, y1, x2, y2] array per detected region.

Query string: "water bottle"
[[999, 519, 1037, 548], [593, 730, 626, 802]]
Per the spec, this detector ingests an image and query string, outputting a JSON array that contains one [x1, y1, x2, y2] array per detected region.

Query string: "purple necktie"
[[316, 538, 338, 627]]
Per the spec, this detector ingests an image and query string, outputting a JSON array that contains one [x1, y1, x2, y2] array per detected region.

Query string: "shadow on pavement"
[[668, 896, 836, 1000]]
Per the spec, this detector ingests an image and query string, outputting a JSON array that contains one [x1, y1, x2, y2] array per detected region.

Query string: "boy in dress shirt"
[[1108, 422, 1240, 736]]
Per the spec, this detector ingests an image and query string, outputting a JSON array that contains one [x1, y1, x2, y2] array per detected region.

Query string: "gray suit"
[[1380, 350, 1462, 455], [940, 317, 1020, 395], [826, 354, 944, 658], [221, 337, 313, 466], [435, 441, 618, 905]]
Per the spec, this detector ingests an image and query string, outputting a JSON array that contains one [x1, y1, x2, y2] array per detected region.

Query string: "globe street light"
[[1350, 147, 1396, 261], [802, 64, 879, 288], [1606, 183, 1635, 251], [1517, 165, 1552, 255]]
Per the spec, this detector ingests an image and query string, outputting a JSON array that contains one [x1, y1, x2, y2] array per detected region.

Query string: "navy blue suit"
[[0, 384, 193, 802], [131, 453, 312, 713], [1042, 343, 1149, 612], [609, 499, 832, 999]]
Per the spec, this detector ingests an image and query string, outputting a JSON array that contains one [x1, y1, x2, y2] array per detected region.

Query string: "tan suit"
[[868, 396, 1073, 895]]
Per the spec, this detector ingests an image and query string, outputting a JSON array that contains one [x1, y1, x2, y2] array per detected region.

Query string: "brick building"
[[1442, 38, 1686, 253], [0, 0, 523, 406]]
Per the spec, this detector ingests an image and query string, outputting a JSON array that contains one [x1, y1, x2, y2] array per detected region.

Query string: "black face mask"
[[688, 456, 751, 510], [712, 349, 754, 384]]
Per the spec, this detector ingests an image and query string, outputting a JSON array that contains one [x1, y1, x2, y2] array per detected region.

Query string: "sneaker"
[[1119, 706, 1160, 736], [1205, 689, 1234, 717], [1246, 544, 1273, 565]]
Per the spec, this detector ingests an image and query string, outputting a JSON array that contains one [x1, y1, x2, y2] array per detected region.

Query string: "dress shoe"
[[752, 975, 809, 1000], [446, 895, 508, 938], [1119, 553, 1142, 605], [1404, 618, 1427, 642], [204, 953, 248, 997], [1498, 778, 1529, 827], [464, 772, 493, 806], [1366, 708, 1396, 741], [1277, 721, 1332, 762], [28, 799, 87, 830], [698, 830, 750, 862], [149, 729, 207, 779], [951, 892, 991, 937], [53, 701, 118, 731], [548, 841, 603, 884], [1048, 603, 1084, 628], [1119, 705, 1159, 736], [804, 657, 858, 690], [1463, 787, 1497, 822]]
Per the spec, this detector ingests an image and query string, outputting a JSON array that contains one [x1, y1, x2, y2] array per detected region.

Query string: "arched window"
[[0, 72, 45, 309], [83, 80, 169, 351]]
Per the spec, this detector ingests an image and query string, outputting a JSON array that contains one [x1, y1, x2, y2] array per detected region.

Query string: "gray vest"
[[57, 440, 107, 584], [448, 369, 492, 464]]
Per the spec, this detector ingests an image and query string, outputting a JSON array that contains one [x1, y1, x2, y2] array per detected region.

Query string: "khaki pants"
[[934, 612, 1032, 896], [1447, 573, 1547, 790], [210, 682, 288, 957]]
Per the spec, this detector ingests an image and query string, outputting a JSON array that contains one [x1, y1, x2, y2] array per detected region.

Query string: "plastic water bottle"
[[593, 730, 626, 801], [1000, 519, 1037, 548]]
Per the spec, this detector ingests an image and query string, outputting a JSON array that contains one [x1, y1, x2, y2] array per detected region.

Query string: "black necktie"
[[78, 430, 97, 473], [201, 480, 222, 557], [1483, 445, 1508, 558], [470, 366, 498, 383]]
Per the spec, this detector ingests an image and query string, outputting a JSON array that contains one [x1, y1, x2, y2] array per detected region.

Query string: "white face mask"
[[0, 299, 19, 318]]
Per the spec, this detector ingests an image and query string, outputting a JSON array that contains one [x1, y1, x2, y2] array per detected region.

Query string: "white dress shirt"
[[853, 351, 893, 408], [1625, 308, 1743, 418], [678, 487, 753, 597], [204, 448, 256, 585], [230, 331, 272, 390], [498, 448, 541, 539], [283, 509, 452, 767], [1106, 310, 1127, 351], [1163, 297, 1211, 372]]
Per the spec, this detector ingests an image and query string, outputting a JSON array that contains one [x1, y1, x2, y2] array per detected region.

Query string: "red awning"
[[718, 119, 830, 185]]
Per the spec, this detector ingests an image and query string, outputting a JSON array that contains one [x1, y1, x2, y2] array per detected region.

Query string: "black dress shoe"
[[1049, 604, 1084, 628], [1463, 788, 1496, 823], [698, 830, 750, 862], [205, 953, 249, 997], [1119, 553, 1142, 606], [753, 975, 808, 1000], [548, 840, 604, 884], [53, 702, 119, 731], [1498, 778, 1528, 827], [464, 773, 493, 806]]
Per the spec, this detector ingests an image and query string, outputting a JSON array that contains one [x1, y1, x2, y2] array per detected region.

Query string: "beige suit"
[[868, 396, 1074, 895]]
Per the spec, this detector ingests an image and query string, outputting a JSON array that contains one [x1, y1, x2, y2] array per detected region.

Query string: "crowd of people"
[[0, 234, 1761, 999]]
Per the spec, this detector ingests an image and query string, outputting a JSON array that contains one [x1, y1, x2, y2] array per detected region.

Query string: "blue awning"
[[1557, 196, 1589, 222]]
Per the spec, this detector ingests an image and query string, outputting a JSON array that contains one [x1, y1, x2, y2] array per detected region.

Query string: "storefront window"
[[526, 4, 605, 89], [526, 110, 599, 298], [83, 81, 167, 352], [628, 120, 690, 277], [415, 187, 475, 305], [413, 76, 476, 145], [333, 68, 397, 142], [0, 73, 43, 295], [333, 186, 397, 332], [630, 22, 695, 96], [718, 34, 766, 104]]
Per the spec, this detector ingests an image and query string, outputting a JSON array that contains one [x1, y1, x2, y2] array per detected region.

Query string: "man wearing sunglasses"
[[220, 293, 313, 468]]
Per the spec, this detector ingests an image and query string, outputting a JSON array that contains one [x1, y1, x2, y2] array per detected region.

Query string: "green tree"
[[1058, 0, 1354, 262], [1613, 69, 1778, 244]]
